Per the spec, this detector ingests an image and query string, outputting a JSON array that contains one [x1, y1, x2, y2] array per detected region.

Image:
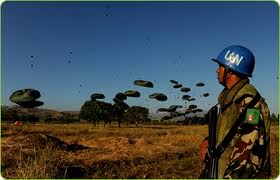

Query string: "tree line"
[[79, 100, 150, 127], [2, 104, 278, 126]]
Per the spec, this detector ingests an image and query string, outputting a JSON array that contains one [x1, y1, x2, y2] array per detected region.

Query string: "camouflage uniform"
[[216, 79, 271, 178]]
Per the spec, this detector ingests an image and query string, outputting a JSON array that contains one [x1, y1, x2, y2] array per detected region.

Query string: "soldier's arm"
[[223, 97, 263, 178]]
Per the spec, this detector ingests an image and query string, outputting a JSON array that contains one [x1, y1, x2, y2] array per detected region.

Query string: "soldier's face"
[[216, 65, 226, 85]]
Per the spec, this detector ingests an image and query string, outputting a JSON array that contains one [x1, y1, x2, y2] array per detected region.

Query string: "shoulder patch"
[[245, 108, 260, 125]]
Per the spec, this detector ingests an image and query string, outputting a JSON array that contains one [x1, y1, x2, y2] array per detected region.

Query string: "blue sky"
[[1, 1, 279, 115]]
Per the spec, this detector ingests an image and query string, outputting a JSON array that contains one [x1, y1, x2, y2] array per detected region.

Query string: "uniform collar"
[[218, 78, 249, 109]]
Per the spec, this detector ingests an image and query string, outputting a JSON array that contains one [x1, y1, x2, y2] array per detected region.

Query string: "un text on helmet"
[[224, 50, 243, 66]]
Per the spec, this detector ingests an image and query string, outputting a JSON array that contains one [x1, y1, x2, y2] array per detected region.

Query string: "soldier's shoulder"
[[233, 83, 258, 103]]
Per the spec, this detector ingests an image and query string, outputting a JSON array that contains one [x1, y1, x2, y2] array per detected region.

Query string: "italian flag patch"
[[245, 108, 260, 125]]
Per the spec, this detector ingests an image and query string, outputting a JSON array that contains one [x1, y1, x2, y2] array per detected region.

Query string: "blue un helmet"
[[212, 45, 255, 77]]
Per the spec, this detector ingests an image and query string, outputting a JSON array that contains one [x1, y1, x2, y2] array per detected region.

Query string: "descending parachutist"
[[105, 5, 111, 17], [145, 35, 151, 42], [29, 60, 35, 70]]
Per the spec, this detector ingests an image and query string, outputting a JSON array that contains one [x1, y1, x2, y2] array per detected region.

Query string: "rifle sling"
[[215, 92, 261, 158]]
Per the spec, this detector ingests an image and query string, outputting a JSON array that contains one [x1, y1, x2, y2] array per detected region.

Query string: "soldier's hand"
[[199, 139, 208, 161]]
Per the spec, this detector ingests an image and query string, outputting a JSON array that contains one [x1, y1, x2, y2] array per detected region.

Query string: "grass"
[[1, 122, 278, 179], [2, 140, 64, 178]]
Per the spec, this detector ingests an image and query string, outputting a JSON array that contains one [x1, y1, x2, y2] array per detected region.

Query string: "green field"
[[1, 123, 279, 179]]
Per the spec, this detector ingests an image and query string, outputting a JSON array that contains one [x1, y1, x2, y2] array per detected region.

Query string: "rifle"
[[204, 105, 218, 179]]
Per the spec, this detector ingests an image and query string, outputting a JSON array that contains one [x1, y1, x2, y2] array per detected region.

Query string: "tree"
[[112, 103, 127, 128], [124, 106, 149, 127], [79, 101, 91, 121], [80, 100, 115, 127]]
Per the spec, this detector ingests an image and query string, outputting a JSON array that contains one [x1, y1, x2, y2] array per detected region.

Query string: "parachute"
[[90, 93, 105, 100], [173, 84, 183, 89], [28, 55, 36, 70], [16, 100, 44, 108], [67, 51, 73, 63], [149, 93, 167, 101], [189, 104, 197, 109], [182, 95, 191, 100], [181, 87, 191, 93], [9, 89, 44, 108], [168, 106, 177, 112], [105, 5, 111, 16], [145, 34, 151, 42], [170, 80, 178, 84], [202, 93, 209, 97], [134, 80, 154, 88], [176, 105, 183, 108], [193, 108, 203, 113], [9, 89, 41, 103], [168, 105, 183, 112], [113, 98, 129, 109], [115, 92, 127, 101], [157, 108, 170, 112], [196, 82, 205, 87], [124, 90, 140, 97]]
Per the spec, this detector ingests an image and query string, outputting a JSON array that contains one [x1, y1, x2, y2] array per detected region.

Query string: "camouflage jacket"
[[216, 79, 271, 178]]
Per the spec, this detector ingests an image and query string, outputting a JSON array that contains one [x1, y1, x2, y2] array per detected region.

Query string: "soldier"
[[199, 45, 271, 178]]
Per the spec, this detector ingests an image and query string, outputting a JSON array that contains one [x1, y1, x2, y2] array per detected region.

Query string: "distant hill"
[[1, 105, 80, 121], [61, 111, 80, 115]]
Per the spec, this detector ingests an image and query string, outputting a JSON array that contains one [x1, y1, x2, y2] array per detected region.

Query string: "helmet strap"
[[222, 67, 229, 86]]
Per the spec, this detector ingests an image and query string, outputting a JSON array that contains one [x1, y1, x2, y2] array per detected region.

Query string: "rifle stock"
[[205, 105, 218, 178]]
